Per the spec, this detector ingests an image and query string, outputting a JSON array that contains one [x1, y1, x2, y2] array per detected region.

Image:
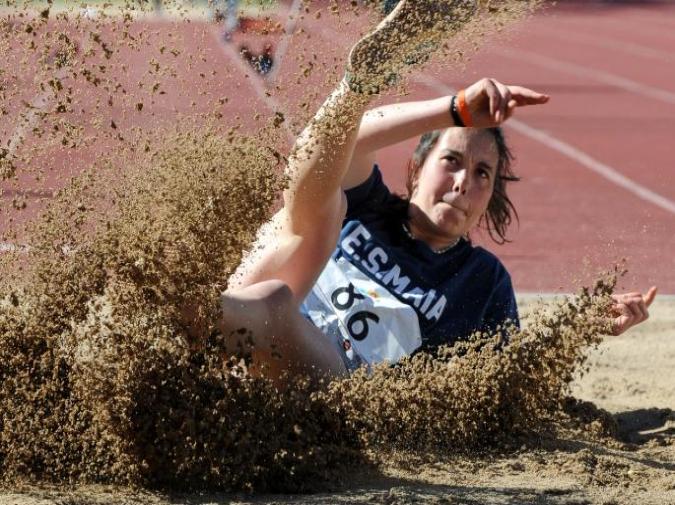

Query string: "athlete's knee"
[[223, 279, 295, 320], [218, 280, 295, 347], [259, 279, 294, 311]]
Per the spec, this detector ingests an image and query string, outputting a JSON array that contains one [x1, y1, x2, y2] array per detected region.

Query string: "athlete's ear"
[[410, 177, 419, 198], [409, 166, 423, 199], [405, 158, 422, 199]]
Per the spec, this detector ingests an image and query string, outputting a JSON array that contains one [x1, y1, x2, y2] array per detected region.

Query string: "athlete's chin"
[[433, 221, 468, 240], [434, 210, 468, 232]]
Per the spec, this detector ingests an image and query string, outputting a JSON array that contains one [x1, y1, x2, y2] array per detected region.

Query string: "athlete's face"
[[409, 128, 499, 241]]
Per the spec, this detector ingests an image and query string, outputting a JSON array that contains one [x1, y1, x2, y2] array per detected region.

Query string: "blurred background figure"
[[239, 43, 274, 76]]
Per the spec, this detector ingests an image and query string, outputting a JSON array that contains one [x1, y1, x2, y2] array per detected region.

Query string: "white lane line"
[[531, 25, 674, 63], [5, 47, 81, 158], [311, 18, 674, 216], [558, 13, 675, 41], [0, 242, 74, 254], [0, 242, 29, 253], [4, 22, 98, 183], [266, 0, 304, 85], [309, 19, 675, 216], [6, 78, 64, 156], [418, 75, 675, 216], [5, 12, 103, 159], [3, 29, 88, 199], [621, 8, 675, 30], [496, 47, 675, 106], [506, 120, 675, 215]]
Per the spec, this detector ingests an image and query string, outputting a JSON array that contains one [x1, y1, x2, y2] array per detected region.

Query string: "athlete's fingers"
[[509, 85, 550, 104], [638, 299, 649, 321], [612, 309, 630, 336], [610, 300, 632, 320], [621, 302, 636, 322], [483, 78, 500, 119], [626, 298, 647, 322], [625, 294, 643, 305], [630, 297, 647, 321], [494, 80, 511, 123], [611, 292, 653, 335], [612, 301, 639, 335], [504, 99, 518, 121], [507, 85, 550, 106], [612, 287, 657, 308], [634, 295, 649, 321], [609, 303, 621, 317], [611, 291, 642, 303]]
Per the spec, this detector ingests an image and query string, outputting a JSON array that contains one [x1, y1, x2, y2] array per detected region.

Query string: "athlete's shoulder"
[[344, 165, 389, 201], [344, 165, 404, 222], [469, 245, 511, 279]]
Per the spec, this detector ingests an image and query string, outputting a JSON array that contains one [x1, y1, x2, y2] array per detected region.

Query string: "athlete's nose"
[[452, 168, 468, 195]]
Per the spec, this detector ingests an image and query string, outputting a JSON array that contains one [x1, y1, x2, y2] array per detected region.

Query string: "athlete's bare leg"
[[229, 0, 445, 300], [218, 281, 348, 381], [220, 78, 368, 382]]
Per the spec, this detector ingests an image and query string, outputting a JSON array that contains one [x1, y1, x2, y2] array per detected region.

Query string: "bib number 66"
[[331, 283, 380, 341], [347, 311, 380, 341]]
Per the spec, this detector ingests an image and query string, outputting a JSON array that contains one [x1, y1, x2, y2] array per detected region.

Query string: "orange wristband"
[[457, 89, 473, 127]]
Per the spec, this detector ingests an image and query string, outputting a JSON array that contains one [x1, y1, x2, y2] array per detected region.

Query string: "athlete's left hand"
[[610, 286, 657, 336], [463, 78, 550, 127]]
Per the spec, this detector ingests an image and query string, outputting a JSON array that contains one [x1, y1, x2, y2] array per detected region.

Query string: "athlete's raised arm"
[[343, 78, 549, 189]]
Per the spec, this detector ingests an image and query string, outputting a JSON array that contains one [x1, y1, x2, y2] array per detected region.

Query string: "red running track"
[[2, 2, 674, 293]]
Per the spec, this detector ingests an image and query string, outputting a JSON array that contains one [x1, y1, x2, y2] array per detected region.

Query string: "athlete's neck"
[[406, 209, 462, 253]]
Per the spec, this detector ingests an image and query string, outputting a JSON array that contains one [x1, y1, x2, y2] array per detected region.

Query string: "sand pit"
[[0, 297, 672, 505]]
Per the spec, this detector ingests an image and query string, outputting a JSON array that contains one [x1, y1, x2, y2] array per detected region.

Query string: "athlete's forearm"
[[341, 96, 457, 190], [354, 96, 457, 155]]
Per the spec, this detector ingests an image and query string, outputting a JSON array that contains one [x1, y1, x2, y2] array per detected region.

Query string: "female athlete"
[[209, 0, 657, 380]]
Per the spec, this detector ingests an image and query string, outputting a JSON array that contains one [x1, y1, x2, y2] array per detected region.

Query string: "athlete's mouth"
[[440, 196, 468, 215]]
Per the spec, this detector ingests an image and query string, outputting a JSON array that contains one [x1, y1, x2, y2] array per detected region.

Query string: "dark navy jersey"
[[301, 166, 518, 370]]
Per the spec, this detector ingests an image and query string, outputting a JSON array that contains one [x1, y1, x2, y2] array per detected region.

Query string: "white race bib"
[[310, 257, 422, 366]]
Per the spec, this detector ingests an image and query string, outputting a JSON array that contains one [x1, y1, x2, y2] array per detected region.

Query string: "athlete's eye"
[[478, 168, 491, 179], [442, 155, 459, 167]]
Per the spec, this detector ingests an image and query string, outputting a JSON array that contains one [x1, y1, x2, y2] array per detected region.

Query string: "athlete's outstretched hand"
[[463, 78, 549, 127], [611, 286, 658, 336]]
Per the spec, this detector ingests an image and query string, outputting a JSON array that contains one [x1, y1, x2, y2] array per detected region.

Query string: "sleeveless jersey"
[[301, 166, 518, 371]]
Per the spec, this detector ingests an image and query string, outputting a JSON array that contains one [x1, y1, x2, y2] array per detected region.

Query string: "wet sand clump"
[[348, 0, 542, 95], [0, 130, 363, 492], [324, 276, 617, 455], [0, 168, 621, 491]]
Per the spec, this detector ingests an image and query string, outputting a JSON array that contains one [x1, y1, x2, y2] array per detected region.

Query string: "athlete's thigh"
[[219, 280, 348, 381], [248, 308, 348, 382]]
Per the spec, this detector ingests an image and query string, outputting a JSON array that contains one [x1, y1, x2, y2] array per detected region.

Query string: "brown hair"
[[405, 128, 519, 244]]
